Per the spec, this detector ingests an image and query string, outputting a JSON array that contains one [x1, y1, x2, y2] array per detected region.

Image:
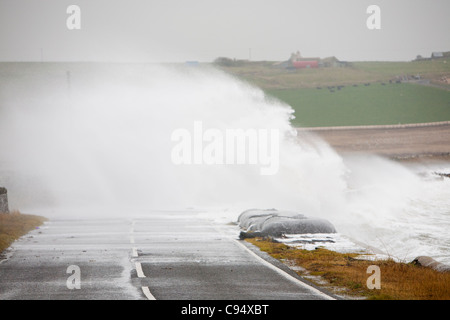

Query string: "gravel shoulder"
[[299, 121, 450, 162]]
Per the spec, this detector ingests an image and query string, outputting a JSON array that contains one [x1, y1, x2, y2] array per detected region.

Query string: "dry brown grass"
[[246, 238, 450, 300], [0, 211, 47, 253]]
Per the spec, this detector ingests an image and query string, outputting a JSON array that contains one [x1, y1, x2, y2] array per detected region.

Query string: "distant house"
[[415, 55, 427, 61], [281, 51, 347, 69], [432, 52, 444, 59], [292, 60, 319, 69], [288, 50, 319, 69]]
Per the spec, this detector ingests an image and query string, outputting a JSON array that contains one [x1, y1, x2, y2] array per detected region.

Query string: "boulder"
[[411, 256, 450, 272], [0, 187, 9, 213], [238, 209, 336, 239]]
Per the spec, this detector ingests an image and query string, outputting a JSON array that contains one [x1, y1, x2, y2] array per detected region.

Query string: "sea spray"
[[0, 62, 449, 264], [0, 63, 347, 215]]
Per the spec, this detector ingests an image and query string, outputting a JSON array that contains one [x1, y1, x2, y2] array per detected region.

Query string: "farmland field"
[[216, 58, 450, 127], [266, 83, 450, 127], [218, 59, 450, 90]]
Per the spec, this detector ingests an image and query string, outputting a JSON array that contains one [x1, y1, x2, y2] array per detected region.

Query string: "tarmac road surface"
[[0, 211, 336, 300]]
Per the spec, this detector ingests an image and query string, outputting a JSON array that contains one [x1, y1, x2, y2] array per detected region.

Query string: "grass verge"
[[0, 211, 47, 253], [246, 238, 450, 300]]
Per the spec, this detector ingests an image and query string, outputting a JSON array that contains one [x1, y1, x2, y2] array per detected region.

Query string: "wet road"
[[0, 211, 335, 300]]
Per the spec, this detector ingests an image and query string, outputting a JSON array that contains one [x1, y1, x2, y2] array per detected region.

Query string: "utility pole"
[[66, 70, 72, 99]]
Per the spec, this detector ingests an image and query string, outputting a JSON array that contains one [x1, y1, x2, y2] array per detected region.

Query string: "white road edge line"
[[142, 286, 156, 300], [135, 262, 146, 278], [233, 239, 336, 300], [132, 247, 138, 258]]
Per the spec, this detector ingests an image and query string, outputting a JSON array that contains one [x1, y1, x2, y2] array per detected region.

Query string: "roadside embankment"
[[0, 211, 47, 254], [298, 121, 450, 161], [246, 238, 450, 300]]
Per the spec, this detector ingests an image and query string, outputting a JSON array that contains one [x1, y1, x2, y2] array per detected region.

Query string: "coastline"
[[245, 236, 450, 300], [299, 121, 450, 265], [300, 121, 450, 265]]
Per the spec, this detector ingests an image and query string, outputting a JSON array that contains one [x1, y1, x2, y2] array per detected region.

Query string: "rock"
[[411, 256, 450, 272], [0, 187, 9, 213], [238, 209, 336, 239], [434, 172, 450, 179]]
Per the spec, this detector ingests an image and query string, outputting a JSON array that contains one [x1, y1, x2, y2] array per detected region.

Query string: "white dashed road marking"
[[142, 286, 156, 300], [130, 220, 156, 300], [233, 239, 335, 300], [135, 262, 146, 278]]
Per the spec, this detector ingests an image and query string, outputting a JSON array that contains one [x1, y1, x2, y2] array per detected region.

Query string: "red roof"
[[293, 61, 319, 68]]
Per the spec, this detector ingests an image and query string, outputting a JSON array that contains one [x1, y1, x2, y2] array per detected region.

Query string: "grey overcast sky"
[[0, 0, 449, 62]]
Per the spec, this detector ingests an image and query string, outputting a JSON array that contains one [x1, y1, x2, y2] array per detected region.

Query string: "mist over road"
[[0, 211, 335, 300]]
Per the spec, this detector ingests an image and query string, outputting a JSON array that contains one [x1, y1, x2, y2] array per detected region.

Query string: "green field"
[[266, 83, 450, 127], [216, 59, 450, 127]]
